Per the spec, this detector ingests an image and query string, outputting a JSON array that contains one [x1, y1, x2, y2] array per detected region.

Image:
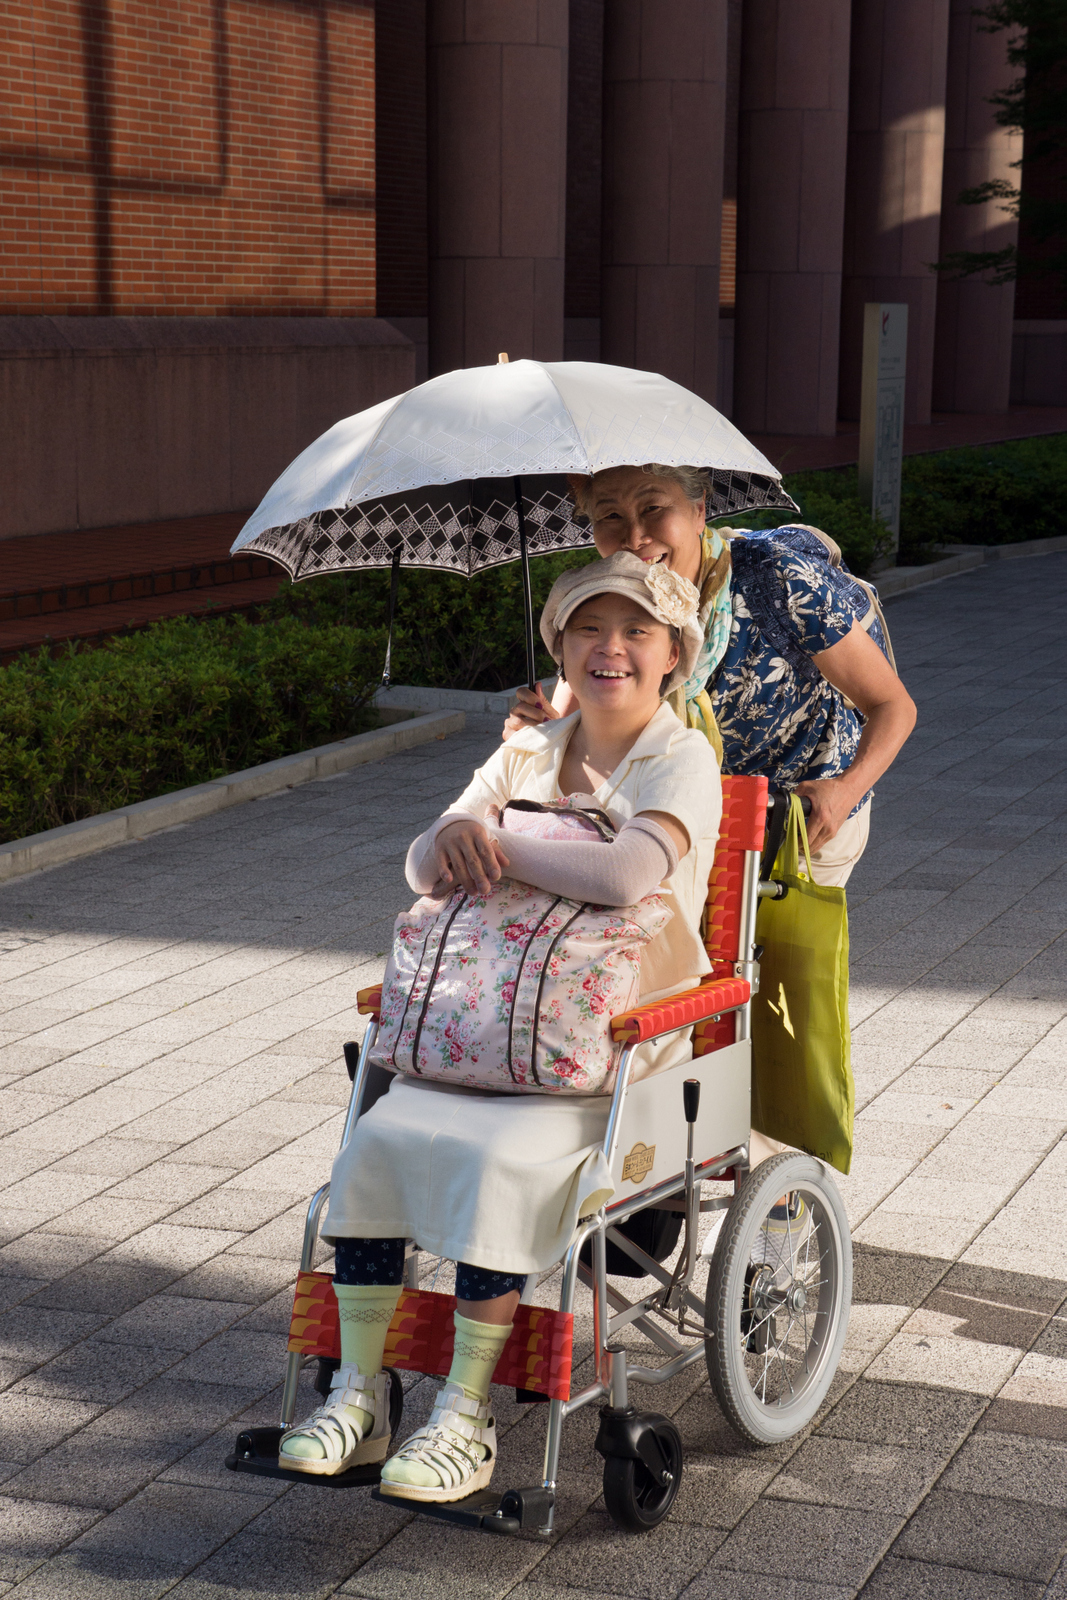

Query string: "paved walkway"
[[1, 554, 1066, 1600]]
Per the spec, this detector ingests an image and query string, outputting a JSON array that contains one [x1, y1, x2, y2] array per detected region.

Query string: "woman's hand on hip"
[[434, 819, 510, 897], [794, 776, 859, 852]]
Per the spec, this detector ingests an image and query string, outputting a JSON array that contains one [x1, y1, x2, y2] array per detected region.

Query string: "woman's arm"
[[485, 814, 680, 905], [408, 813, 683, 904], [798, 620, 917, 849]]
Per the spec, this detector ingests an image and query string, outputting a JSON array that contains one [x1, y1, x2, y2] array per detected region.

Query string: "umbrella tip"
[[498, 352, 509, 364]]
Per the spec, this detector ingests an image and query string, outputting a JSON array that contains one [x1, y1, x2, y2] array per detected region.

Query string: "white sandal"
[[278, 1363, 392, 1475], [379, 1382, 497, 1503]]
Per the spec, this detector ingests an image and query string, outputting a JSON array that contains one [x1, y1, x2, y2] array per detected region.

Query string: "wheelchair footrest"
[[370, 1483, 554, 1536], [225, 1426, 383, 1489]]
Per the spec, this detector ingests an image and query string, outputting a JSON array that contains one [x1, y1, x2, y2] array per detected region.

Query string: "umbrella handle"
[[513, 476, 537, 692], [381, 550, 401, 688]]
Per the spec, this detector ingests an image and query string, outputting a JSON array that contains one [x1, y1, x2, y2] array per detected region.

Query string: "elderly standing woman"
[[505, 464, 917, 888]]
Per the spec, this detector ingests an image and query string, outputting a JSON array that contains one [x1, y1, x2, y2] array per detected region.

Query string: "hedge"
[[265, 545, 597, 693], [744, 431, 1067, 565], [0, 614, 386, 843], [898, 432, 1067, 557]]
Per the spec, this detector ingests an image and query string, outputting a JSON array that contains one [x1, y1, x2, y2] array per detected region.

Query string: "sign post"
[[858, 303, 907, 560]]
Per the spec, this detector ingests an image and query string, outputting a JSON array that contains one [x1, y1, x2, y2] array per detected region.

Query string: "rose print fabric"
[[373, 877, 671, 1095]]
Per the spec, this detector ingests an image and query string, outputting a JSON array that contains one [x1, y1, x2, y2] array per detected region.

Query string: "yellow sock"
[[280, 1283, 401, 1462], [335, 1282, 402, 1376], [447, 1311, 512, 1406]]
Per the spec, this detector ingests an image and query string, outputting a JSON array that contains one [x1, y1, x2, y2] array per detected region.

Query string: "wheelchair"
[[227, 775, 852, 1535]]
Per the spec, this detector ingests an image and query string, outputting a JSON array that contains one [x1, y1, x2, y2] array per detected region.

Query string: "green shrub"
[[267, 546, 597, 692], [0, 613, 386, 843], [732, 432, 1067, 569], [725, 467, 893, 577], [898, 433, 1067, 559]]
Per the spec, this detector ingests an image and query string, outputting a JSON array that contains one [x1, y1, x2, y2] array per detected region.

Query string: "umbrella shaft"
[[514, 477, 536, 692]]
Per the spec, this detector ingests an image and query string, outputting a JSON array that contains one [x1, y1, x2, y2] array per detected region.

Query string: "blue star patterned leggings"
[[333, 1236, 526, 1301]]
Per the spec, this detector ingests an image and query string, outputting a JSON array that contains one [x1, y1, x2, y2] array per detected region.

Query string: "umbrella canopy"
[[231, 359, 797, 583]]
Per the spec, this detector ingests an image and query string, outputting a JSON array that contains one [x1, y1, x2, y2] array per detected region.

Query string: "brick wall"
[[1, 0, 376, 317]]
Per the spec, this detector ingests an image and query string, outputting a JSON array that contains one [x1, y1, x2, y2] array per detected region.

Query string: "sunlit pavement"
[[1, 554, 1065, 1599]]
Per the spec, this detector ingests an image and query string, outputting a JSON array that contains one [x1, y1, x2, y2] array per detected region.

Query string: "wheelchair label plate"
[[621, 1142, 656, 1183]]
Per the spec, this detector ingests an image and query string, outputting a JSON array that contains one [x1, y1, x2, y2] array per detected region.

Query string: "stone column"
[[932, 0, 1021, 412], [427, 1, 568, 374], [600, 0, 728, 404], [733, 0, 852, 437], [838, 0, 951, 424]]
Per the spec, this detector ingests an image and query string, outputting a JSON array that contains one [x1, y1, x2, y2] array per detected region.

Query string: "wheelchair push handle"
[[682, 1078, 700, 1125], [759, 789, 813, 883]]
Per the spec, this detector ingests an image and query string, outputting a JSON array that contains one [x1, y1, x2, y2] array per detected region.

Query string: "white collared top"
[[448, 702, 723, 1001]]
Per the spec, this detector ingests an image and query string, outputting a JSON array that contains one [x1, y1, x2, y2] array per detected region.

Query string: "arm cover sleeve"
[[406, 813, 679, 905]]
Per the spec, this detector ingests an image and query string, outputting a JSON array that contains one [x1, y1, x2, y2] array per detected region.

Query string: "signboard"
[[858, 303, 907, 552]]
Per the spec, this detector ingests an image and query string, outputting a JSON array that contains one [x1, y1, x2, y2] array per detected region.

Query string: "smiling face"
[[560, 591, 680, 717], [573, 467, 705, 584]]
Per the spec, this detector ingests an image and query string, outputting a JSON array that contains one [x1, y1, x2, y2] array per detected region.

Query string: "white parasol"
[[232, 358, 796, 687]]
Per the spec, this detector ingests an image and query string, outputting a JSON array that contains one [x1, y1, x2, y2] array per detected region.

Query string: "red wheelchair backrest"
[[703, 774, 768, 977]]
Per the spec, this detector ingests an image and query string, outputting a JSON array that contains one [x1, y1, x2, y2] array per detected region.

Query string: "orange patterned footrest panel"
[[356, 985, 383, 1017], [288, 1271, 574, 1402], [610, 976, 750, 1044]]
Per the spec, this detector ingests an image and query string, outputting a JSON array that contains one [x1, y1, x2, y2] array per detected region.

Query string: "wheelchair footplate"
[[226, 1425, 386, 1489], [370, 1483, 554, 1537]]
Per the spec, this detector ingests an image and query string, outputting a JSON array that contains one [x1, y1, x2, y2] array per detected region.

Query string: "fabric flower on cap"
[[642, 562, 700, 629]]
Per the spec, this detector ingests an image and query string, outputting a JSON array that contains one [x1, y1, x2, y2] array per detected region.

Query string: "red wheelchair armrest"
[[357, 984, 383, 1019], [609, 976, 750, 1045]]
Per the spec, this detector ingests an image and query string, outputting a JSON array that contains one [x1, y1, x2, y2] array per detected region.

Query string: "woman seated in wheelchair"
[[279, 551, 722, 1501]]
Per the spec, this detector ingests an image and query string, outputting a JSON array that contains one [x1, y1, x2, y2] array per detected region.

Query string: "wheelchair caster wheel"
[[705, 1151, 852, 1445], [600, 1413, 683, 1532]]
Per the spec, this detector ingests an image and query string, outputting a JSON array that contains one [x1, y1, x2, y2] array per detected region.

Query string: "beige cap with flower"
[[540, 551, 704, 694]]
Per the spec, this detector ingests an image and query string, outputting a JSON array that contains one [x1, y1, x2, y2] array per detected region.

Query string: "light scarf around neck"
[[665, 527, 732, 763]]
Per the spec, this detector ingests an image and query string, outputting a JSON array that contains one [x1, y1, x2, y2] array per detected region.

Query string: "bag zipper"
[[409, 892, 468, 1073], [530, 903, 590, 1087], [507, 897, 564, 1084]]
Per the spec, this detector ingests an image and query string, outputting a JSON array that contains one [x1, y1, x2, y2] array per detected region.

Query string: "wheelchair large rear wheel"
[[704, 1151, 851, 1444]]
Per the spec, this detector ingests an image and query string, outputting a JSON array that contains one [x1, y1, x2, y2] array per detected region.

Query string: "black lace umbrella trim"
[[239, 470, 799, 582]]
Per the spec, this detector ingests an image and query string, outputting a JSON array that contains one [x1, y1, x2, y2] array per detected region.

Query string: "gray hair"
[[569, 463, 710, 524]]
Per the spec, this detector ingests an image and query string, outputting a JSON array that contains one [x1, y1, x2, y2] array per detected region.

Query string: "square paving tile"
[[170, 1530, 372, 1600], [865, 1316, 1022, 1395], [820, 1379, 987, 1449], [12, 1339, 176, 1405], [939, 1430, 1067, 1508], [705, 1501, 900, 1588], [764, 1436, 943, 1514], [891, 1488, 1067, 1582], [858, 1555, 1046, 1597], [0, 1431, 190, 1510], [0, 1495, 102, 1582], [0, 1392, 104, 1464]]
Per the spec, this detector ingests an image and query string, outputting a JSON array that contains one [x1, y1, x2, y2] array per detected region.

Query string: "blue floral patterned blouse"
[[710, 535, 886, 815]]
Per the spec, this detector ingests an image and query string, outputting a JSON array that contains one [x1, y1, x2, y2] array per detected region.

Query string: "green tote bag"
[[751, 795, 854, 1174]]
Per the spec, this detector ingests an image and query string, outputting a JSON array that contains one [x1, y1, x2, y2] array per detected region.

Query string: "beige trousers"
[[749, 797, 871, 1167]]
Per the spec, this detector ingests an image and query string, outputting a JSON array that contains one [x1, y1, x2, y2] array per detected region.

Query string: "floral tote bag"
[[372, 800, 672, 1095]]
